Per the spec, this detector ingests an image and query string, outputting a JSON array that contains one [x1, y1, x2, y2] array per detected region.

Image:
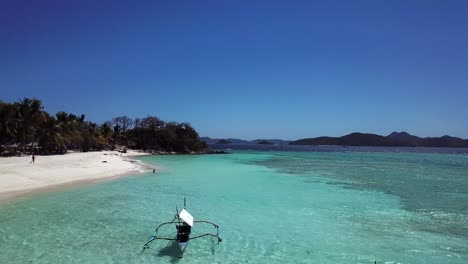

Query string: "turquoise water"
[[1, 151, 467, 263]]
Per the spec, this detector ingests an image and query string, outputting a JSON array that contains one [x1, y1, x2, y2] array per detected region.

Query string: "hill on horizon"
[[290, 132, 468, 148], [202, 132, 468, 148], [200, 137, 290, 145]]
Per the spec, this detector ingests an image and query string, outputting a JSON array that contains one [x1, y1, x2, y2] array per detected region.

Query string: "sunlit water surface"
[[1, 151, 467, 263]]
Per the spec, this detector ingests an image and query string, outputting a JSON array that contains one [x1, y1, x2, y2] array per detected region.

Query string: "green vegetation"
[[0, 98, 207, 155]]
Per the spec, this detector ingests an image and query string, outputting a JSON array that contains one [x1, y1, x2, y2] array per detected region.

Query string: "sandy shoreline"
[[0, 150, 152, 203]]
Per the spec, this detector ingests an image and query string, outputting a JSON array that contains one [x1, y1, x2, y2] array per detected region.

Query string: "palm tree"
[[0, 101, 18, 145], [14, 98, 45, 153], [56, 112, 84, 150], [37, 113, 64, 154], [2, 98, 209, 155]]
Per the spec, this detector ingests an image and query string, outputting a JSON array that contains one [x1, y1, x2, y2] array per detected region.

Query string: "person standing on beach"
[[30, 152, 35, 164]]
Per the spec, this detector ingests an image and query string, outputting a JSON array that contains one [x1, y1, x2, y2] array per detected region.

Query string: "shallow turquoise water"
[[1, 151, 467, 263]]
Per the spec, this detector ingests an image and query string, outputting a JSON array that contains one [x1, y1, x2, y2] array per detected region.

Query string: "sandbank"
[[0, 150, 152, 203]]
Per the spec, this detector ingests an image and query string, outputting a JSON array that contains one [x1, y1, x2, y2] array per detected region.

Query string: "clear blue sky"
[[1, 0, 467, 140]]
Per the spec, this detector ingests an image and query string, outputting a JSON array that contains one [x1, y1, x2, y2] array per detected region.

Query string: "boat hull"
[[178, 242, 188, 257]]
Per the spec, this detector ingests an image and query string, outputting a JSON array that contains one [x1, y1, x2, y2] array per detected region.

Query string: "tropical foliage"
[[0, 98, 207, 155]]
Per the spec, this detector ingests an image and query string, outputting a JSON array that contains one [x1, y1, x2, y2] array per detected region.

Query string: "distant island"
[[202, 132, 468, 148], [256, 140, 273, 145], [215, 139, 231, 144], [289, 132, 468, 148], [0, 98, 207, 156], [201, 137, 290, 145]]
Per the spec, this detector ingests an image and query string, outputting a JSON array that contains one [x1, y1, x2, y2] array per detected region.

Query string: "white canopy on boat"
[[179, 209, 194, 227]]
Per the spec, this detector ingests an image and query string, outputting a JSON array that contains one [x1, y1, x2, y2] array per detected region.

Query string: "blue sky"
[[1, 0, 467, 140]]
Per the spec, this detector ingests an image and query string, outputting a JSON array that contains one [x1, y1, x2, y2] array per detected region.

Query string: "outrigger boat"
[[142, 197, 222, 258]]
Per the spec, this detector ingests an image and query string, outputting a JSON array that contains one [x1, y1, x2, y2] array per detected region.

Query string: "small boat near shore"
[[142, 197, 222, 258]]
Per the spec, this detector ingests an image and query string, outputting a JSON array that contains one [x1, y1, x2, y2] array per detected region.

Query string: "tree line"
[[0, 98, 207, 155]]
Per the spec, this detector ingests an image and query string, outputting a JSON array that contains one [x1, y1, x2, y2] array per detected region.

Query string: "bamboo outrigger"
[[142, 197, 222, 258]]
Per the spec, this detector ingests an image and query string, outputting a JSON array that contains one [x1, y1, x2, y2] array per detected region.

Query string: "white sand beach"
[[0, 150, 151, 201]]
